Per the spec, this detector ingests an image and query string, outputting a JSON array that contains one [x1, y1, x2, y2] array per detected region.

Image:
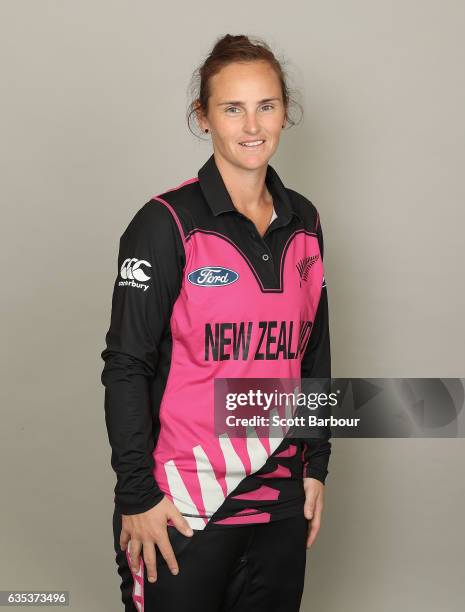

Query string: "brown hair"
[[186, 34, 303, 139]]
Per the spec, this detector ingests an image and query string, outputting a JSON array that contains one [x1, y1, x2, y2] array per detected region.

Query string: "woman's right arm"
[[100, 199, 192, 581]]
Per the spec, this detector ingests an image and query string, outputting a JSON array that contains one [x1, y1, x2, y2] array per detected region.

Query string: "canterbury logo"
[[118, 258, 152, 291], [296, 255, 319, 287]]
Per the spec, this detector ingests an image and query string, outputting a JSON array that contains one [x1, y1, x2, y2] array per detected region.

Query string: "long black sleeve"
[[300, 215, 332, 483], [100, 200, 185, 515]]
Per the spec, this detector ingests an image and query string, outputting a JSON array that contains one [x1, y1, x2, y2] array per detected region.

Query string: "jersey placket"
[[224, 201, 298, 292], [235, 211, 276, 283]]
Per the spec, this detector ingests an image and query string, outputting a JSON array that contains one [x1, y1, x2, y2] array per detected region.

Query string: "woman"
[[101, 33, 331, 612]]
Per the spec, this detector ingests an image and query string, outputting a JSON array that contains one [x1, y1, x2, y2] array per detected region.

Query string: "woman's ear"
[[194, 100, 207, 133]]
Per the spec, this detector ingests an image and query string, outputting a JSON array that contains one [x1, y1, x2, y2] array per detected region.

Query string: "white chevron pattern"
[[163, 385, 300, 530]]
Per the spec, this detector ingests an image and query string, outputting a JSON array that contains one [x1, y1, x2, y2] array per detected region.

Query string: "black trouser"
[[113, 506, 308, 612]]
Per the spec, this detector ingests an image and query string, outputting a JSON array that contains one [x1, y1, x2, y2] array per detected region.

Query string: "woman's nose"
[[243, 113, 260, 132]]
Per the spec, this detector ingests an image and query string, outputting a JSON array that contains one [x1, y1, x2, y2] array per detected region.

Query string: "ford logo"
[[187, 266, 239, 287]]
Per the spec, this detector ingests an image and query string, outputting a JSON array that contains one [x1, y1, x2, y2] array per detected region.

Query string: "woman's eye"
[[225, 104, 274, 114]]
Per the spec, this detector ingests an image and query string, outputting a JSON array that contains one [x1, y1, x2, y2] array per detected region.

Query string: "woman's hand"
[[120, 496, 194, 583], [303, 477, 325, 549]]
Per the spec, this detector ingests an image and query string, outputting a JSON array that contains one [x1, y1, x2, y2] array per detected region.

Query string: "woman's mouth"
[[239, 140, 265, 148]]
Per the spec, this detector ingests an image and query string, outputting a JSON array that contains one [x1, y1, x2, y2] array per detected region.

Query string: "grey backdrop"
[[1, 1, 464, 611]]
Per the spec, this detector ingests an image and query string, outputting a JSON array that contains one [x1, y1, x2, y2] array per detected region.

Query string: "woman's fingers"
[[128, 538, 143, 573], [119, 527, 130, 552], [306, 515, 321, 548], [305, 492, 323, 548], [142, 541, 157, 583], [156, 531, 180, 575], [120, 500, 194, 580], [169, 512, 194, 538]]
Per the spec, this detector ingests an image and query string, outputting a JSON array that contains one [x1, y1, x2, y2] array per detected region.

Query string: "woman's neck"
[[214, 152, 272, 217]]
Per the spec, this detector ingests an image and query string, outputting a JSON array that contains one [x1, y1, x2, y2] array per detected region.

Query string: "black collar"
[[197, 153, 301, 224]]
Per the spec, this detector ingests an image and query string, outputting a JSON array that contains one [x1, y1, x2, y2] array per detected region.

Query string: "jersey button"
[[262, 254, 270, 261]]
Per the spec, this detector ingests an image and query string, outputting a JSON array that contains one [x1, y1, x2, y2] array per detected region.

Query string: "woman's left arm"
[[300, 214, 332, 548]]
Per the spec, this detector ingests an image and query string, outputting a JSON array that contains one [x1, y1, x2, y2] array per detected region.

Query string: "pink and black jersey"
[[101, 154, 332, 530]]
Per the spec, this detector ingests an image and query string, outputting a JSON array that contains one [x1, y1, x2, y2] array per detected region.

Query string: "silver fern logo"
[[296, 255, 319, 287]]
